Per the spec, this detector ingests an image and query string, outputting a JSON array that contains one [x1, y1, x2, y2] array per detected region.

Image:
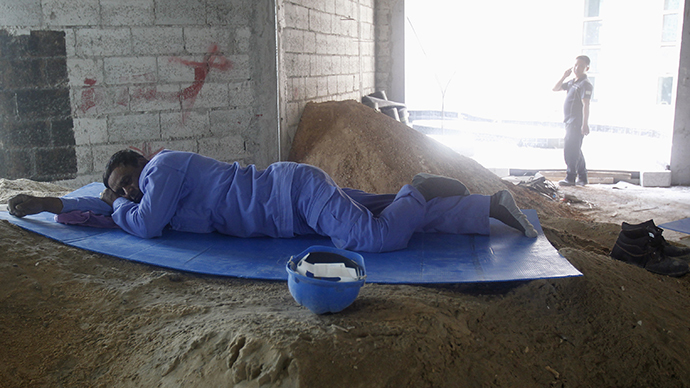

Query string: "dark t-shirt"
[[562, 75, 593, 125]]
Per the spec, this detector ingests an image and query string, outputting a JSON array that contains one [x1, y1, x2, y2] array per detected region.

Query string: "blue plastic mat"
[[0, 183, 581, 284], [660, 218, 690, 235]]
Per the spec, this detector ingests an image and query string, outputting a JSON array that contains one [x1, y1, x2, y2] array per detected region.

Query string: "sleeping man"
[[7, 149, 537, 253]]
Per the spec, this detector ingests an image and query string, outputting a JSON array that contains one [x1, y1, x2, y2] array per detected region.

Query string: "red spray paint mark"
[[79, 78, 98, 113], [169, 44, 233, 120], [78, 45, 232, 122]]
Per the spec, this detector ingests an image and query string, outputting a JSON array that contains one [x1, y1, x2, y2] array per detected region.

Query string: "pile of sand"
[[1, 100, 689, 387]]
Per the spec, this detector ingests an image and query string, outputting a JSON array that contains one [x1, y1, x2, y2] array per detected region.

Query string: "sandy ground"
[[2, 100, 690, 387]]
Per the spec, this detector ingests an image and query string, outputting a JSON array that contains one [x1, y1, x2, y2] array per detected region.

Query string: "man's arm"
[[581, 98, 591, 136], [9, 193, 115, 217], [553, 68, 572, 91], [110, 164, 186, 239], [7, 194, 63, 217]]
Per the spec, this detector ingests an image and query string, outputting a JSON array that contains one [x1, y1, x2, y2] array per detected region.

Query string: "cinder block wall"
[[0, 0, 397, 183], [0, 0, 280, 185], [278, 0, 377, 154]]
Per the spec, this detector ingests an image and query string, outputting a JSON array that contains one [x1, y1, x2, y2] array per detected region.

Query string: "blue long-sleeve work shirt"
[[63, 150, 298, 239]]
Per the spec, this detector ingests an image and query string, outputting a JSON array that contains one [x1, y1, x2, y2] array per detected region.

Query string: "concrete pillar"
[[388, 0, 405, 103], [670, 0, 690, 185]]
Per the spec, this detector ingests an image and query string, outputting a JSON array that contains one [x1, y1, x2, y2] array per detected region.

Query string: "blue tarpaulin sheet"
[[660, 218, 690, 235], [0, 183, 582, 284]]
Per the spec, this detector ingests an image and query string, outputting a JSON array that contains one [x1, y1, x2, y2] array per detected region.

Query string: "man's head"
[[103, 149, 148, 203], [573, 55, 590, 79]]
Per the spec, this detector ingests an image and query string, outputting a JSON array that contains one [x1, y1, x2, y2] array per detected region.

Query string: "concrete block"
[[304, 31, 317, 53], [206, 54, 250, 81], [361, 21, 374, 40], [285, 53, 310, 77], [155, 0, 205, 25], [184, 28, 231, 54], [193, 82, 229, 109], [104, 57, 157, 85], [309, 56, 323, 76], [67, 58, 103, 87], [73, 118, 108, 145], [64, 29, 77, 57], [338, 74, 352, 93], [161, 111, 210, 139], [51, 119, 76, 147], [327, 75, 338, 95], [284, 3, 309, 30], [335, 0, 355, 18], [209, 108, 253, 136], [206, 0, 252, 26], [43, 0, 99, 26], [74, 145, 94, 174], [309, 10, 332, 34], [101, 0, 154, 26], [360, 40, 374, 56], [640, 171, 672, 187], [360, 3, 374, 21], [158, 56, 196, 83], [0, 1, 42, 26], [198, 134, 247, 162], [316, 76, 328, 97], [76, 29, 132, 57], [16, 89, 70, 120], [129, 84, 180, 112], [35, 147, 77, 179], [132, 27, 184, 55], [305, 77, 318, 99], [97, 87, 131, 115], [315, 34, 329, 55], [108, 113, 160, 143], [335, 16, 357, 37], [92, 144, 131, 172], [283, 28, 305, 53]]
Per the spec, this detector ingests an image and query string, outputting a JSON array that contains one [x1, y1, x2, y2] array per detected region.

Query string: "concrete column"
[[388, 0, 405, 103], [670, 0, 690, 185]]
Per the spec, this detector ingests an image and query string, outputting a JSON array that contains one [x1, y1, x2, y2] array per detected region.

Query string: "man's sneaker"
[[611, 224, 689, 277], [558, 179, 575, 187], [575, 179, 587, 187], [621, 220, 690, 258]]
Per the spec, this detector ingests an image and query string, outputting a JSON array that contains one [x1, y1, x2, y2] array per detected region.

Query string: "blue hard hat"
[[286, 246, 366, 314]]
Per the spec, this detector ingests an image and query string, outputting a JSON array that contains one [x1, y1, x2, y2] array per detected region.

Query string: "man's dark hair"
[[576, 55, 591, 66], [103, 149, 147, 189]]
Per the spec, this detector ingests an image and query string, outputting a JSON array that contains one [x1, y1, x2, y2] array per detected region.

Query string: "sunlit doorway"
[[405, 0, 684, 175]]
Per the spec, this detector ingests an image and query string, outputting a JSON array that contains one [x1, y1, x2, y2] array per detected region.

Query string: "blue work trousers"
[[291, 165, 490, 252]]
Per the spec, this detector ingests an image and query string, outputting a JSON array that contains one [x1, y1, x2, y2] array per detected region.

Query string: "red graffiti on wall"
[[79, 78, 98, 113], [170, 44, 233, 111], [78, 45, 232, 121]]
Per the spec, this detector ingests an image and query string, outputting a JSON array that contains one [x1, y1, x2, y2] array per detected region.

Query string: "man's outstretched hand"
[[7, 194, 63, 217]]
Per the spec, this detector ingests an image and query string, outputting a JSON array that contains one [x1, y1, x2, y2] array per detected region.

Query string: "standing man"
[[553, 55, 593, 187]]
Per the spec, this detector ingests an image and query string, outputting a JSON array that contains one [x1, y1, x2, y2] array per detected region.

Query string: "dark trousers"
[[564, 121, 587, 182]]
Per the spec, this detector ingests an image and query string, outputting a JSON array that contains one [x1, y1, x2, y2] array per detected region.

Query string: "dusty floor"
[[1, 100, 690, 387]]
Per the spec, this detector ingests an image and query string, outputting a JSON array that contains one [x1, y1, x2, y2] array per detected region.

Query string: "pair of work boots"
[[610, 220, 690, 277]]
